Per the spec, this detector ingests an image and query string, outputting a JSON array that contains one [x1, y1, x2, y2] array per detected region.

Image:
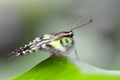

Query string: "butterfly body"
[[13, 31, 74, 56], [10, 19, 92, 58]]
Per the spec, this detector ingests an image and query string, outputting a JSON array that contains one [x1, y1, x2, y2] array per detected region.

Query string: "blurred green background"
[[0, 0, 120, 80]]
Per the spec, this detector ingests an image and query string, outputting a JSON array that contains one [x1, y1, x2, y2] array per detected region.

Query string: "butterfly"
[[9, 19, 92, 59]]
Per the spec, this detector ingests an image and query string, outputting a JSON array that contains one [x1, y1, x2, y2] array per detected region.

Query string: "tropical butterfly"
[[9, 19, 92, 59]]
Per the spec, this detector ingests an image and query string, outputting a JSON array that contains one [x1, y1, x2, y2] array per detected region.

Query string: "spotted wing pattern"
[[9, 33, 74, 58]]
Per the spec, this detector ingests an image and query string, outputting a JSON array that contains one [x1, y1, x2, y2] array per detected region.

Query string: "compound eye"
[[70, 33, 73, 37], [69, 31, 73, 37], [69, 34, 73, 38]]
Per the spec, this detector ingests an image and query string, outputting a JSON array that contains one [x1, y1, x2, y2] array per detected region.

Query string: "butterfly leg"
[[74, 48, 80, 60]]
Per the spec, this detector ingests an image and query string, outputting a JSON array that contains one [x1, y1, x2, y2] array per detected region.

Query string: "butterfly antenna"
[[70, 19, 92, 31]]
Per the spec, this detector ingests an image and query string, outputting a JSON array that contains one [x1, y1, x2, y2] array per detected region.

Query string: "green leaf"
[[10, 56, 80, 80], [10, 56, 120, 80]]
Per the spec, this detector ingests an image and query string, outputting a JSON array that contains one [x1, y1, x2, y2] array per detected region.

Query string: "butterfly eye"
[[68, 31, 73, 37], [69, 33, 73, 37]]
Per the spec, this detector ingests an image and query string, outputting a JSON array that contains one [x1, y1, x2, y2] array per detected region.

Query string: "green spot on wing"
[[49, 37, 72, 52], [61, 37, 72, 46], [49, 39, 65, 51], [43, 34, 53, 40]]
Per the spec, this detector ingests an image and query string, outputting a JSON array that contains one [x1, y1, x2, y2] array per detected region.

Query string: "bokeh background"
[[0, 0, 120, 79]]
